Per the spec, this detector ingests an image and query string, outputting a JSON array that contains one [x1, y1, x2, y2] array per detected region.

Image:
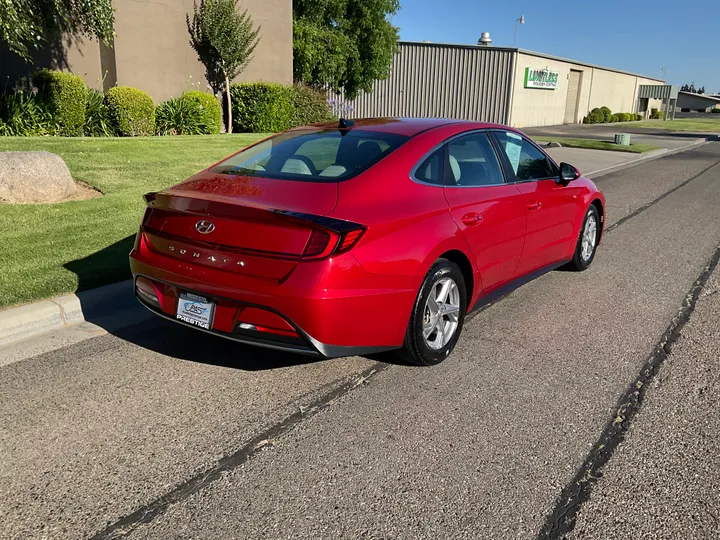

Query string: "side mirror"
[[559, 162, 580, 185]]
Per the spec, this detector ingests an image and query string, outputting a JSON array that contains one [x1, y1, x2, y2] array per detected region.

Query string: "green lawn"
[[0, 135, 265, 308], [632, 118, 720, 132], [540, 137, 659, 154]]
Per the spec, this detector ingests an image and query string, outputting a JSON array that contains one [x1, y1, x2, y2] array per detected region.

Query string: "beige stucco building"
[[0, 0, 292, 101], [340, 42, 667, 128]]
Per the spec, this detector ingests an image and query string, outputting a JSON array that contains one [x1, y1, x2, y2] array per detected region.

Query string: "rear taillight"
[[301, 226, 365, 260], [303, 229, 336, 259], [337, 229, 364, 253]]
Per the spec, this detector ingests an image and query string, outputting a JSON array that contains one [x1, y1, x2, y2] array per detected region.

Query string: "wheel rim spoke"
[[581, 215, 597, 261], [422, 276, 461, 351]]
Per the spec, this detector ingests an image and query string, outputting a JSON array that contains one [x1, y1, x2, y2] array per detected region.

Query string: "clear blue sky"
[[394, 0, 716, 92]]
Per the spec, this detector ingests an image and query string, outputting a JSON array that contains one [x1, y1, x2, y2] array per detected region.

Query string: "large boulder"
[[0, 151, 76, 203]]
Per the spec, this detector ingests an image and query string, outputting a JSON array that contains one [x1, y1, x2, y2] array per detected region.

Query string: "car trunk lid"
[[141, 172, 339, 281]]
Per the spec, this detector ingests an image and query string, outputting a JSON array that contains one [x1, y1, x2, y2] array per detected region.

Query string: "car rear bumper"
[[129, 235, 417, 358]]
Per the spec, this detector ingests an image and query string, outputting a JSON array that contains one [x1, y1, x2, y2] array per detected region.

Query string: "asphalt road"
[[2, 144, 720, 539]]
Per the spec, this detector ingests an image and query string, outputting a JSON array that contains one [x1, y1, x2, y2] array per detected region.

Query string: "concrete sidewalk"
[[545, 146, 642, 177], [523, 123, 708, 150], [545, 137, 708, 179]]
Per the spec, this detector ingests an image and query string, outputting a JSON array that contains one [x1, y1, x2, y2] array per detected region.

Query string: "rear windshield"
[[210, 129, 409, 182]]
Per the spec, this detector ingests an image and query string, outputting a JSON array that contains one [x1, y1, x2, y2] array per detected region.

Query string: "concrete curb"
[[0, 135, 715, 350], [0, 279, 148, 347]]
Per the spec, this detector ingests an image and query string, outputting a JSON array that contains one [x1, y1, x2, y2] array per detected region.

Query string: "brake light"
[[304, 229, 334, 258], [301, 227, 365, 260], [336, 229, 364, 254]]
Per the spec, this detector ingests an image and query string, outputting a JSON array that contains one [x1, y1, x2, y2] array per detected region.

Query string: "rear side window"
[[446, 132, 505, 186], [211, 129, 409, 182], [414, 147, 444, 185]]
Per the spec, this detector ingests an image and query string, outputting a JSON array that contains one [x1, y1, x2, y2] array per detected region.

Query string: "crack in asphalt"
[[87, 364, 389, 540], [603, 158, 720, 233], [536, 242, 720, 539], [86, 150, 720, 539]]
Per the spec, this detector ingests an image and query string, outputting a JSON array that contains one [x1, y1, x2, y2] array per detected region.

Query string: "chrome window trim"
[[409, 129, 509, 189]]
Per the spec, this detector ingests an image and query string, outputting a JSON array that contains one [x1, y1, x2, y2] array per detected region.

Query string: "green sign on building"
[[524, 67, 559, 89]]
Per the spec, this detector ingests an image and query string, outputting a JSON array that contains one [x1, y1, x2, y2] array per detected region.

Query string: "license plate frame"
[[175, 291, 215, 330]]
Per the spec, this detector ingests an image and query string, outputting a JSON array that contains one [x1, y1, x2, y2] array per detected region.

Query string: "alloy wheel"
[[581, 214, 598, 262], [422, 277, 461, 350]]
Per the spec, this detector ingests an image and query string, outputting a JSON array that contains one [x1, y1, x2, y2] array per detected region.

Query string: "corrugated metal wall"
[[333, 43, 516, 124]]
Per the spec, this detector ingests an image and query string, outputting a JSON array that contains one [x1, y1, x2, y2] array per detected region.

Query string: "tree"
[[293, 0, 400, 100], [0, 0, 114, 60], [187, 0, 261, 133]]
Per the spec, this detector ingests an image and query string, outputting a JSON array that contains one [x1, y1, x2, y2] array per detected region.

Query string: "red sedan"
[[130, 118, 605, 365]]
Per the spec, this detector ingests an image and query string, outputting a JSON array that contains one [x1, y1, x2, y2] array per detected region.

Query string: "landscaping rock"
[[0, 151, 76, 203]]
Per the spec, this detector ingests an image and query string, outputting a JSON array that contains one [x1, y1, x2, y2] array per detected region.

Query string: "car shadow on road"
[[112, 316, 332, 371], [64, 235, 397, 371]]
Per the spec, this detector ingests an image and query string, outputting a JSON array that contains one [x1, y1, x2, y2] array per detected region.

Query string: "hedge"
[[230, 83, 294, 133], [291, 84, 335, 127], [183, 91, 222, 134], [32, 69, 87, 136], [105, 86, 155, 136]]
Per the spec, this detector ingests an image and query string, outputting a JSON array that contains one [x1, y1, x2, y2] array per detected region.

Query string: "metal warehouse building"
[[341, 41, 669, 128]]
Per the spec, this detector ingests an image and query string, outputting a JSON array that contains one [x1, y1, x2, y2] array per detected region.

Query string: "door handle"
[[461, 213, 483, 226], [526, 202, 543, 211]]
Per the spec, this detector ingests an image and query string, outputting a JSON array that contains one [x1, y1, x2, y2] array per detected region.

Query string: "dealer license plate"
[[176, 292, 215, 330]]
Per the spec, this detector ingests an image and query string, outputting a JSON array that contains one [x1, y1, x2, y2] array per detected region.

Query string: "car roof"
[[289, 117, 517, 137]]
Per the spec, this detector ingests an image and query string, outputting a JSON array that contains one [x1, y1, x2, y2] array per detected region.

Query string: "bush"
[[610, 114, 619, 123], [230, 83, 294, 133], [585, 108, 605, 124], [291, 84, 335, 127], [653, 111, 665, 120], [0, 91, 54, 136], [600, 106, 613, 123], [105, 86, 155, 136], [712, 108, 720, 113], [183, 90, 222, 134], [155, 97, 207, 135], [84, 89, 114, 136], [32, 69, 87, 136]]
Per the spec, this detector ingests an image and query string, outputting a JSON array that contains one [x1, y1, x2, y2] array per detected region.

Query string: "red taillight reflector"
[[136, 277, 160, 305], [338, 229, 364, 253]]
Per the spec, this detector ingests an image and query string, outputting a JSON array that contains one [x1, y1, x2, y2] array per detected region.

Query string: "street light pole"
[[514, 15, 525, 47]]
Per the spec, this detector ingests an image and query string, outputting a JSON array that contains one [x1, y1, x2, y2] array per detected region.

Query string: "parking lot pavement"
[[1, 144, 720, 539], [568, 265, 720, 540]]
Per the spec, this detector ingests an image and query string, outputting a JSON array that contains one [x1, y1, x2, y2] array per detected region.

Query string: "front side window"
[[446, 132, 505, 186], [493, 131, 557, 181], [211, 129, 409, 182]]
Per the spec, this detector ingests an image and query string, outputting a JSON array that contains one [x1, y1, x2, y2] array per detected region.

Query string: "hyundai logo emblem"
[[195, 220, 215, 234]]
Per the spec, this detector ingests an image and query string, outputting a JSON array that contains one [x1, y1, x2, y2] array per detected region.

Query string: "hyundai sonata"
[[130, 118, 605, 365]]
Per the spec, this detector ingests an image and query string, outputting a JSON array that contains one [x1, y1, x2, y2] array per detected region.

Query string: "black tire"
[[396, 259, 468, 366], [567, 205, 601, 271]]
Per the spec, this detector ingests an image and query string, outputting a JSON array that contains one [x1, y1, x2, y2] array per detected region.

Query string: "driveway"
[[2, 144, 720, 539]]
